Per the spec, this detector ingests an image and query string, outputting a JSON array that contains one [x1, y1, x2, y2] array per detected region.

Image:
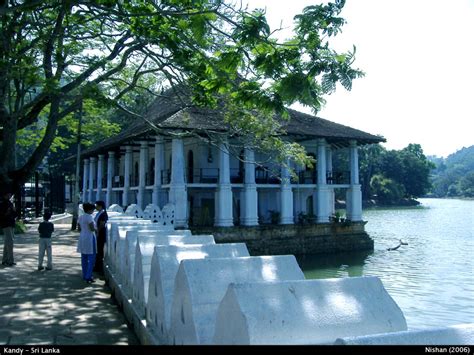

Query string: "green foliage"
[[333, 142, 435, 204], [0, 0, 363, 187], [370, 174, 406, 204], [429, 146, 474, 198]]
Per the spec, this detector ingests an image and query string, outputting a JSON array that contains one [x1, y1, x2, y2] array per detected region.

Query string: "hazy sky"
[[245, 0, 474, 157]]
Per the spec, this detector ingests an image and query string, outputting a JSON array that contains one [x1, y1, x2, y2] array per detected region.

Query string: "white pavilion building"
[[80, 87, 384, 232]]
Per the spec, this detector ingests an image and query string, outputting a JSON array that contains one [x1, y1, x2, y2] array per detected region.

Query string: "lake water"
[[296, 198, 474, 330]]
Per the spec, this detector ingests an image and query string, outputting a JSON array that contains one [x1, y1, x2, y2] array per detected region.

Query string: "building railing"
[[99, 169, 351, 188], [326, 171, 350, 185], [255, 168, 280, 184]]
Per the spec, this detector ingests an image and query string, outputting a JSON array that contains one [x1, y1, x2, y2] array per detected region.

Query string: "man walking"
[[1, 189, 17, 266]]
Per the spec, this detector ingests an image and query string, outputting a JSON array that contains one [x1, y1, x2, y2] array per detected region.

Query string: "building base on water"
[[190, 221, 373, 256]]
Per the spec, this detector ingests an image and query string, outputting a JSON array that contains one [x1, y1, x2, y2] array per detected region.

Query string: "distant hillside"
[[428, 145, 474, 197]]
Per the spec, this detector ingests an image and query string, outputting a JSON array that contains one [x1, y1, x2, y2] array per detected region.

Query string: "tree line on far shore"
[[332, 143, 434, 206], [332, 143, 474, 206], [428, 145, 474, 199]]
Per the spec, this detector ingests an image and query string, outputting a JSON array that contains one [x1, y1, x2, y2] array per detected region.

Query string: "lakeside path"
[[0, 224, 139, 345]]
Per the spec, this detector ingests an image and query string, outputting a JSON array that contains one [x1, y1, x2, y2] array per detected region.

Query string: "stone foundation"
[[190, 221, 373, 256]]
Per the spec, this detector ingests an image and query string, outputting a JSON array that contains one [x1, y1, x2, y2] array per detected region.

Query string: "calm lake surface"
[[296, 198, 474, 330]]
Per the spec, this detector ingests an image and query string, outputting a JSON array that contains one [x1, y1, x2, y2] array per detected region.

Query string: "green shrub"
[[0, 220, 27, 234]]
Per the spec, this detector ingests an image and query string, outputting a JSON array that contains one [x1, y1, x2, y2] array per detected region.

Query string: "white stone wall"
[[213, 277, 407, 345], [169, 255, 305, 345], [122, 232, 213, 299], [127, 234, 216, 313], [146, 243, 250, 344]]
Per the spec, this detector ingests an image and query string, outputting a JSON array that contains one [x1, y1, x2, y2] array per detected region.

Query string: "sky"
[[245, 0, 474, 157]]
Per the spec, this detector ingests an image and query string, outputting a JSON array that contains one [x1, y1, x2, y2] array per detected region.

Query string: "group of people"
[[76, 201, 108, 283], [1, 188, 109, 284]]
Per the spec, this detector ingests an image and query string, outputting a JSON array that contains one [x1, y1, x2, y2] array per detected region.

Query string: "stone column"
[[240, 148, 258, 226], [88, 157, 96, 203], [82, 159, 89, 202], [346, 140, 362, 221], [215, 140, 233, 227], [122, 145, 132, 207], [152, 136, 165, 206], [169, 137, 188, 227], [316, 139, 330, 223], [96, 154, 105, 201], [280, 159, 294, 224], [106, 151, 115, 207], [326, 146, 335, 216], [137, 141, 148, 209]]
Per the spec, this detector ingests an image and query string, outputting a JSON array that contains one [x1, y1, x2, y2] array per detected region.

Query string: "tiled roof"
[[81, 87, 385, 157]]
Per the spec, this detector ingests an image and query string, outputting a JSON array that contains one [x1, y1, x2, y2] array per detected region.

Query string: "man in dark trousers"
[[93, 200, 108, 273], [1, 189, 17, 266]]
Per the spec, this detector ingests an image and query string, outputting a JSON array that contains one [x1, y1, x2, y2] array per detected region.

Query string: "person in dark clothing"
[[1, 190, 17, 266], [93, 200, 108, 273], [38, 211, 54, 270]]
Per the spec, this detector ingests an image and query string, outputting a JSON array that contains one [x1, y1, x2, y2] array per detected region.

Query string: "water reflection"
[[296, 251, 371, 279]]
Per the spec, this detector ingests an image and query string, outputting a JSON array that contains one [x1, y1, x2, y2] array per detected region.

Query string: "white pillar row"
[[346, 140, 362, 221], [106, 151, 115, 207], [122, 145, 133, 207], [280, 159, 294, 224], [326, 146, 335, 216], [169, 137, 188, 228], [215, 140, 233, 227], [88, 157, 96, 203], [137, 141, 148, 210], [96, 154, 105, 202], [152, 136, 165, 206], [240, 148, 258, 226], [316, 139, 330, 223], [82, 159, 89, 202]]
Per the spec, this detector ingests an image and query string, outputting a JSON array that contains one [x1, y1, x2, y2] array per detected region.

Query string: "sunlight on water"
[[297, 198, 474, 330]]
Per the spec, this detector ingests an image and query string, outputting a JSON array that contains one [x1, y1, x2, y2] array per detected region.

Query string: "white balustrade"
[[213, 277, 408, 345], [169, 255, 305, 345], [146, 243, 249, 344]]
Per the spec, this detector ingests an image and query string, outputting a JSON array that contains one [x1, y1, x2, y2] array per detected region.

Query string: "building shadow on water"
[[295, 250, 373, 280]]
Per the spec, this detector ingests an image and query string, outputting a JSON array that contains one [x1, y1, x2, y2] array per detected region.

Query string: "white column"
[[169, 137, 188, 227], [215, 140, 233, 227], [137, 141, 148, 209], [240, 148, 258, 226], [96, 154, 104, 201], [106, 151, 115, 207], [82, 159, 89, 202], [88, 157, 96, 203], [346, 140, 362, 221], [122, 145, 132, 206], [152, 136, 165, 206], [316, 139, 330, 223], [326, 146, 335, 216], [280, 159, 294, 224]]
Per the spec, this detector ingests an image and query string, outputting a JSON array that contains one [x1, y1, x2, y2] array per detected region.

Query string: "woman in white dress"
[[77, 203, 97, 283]]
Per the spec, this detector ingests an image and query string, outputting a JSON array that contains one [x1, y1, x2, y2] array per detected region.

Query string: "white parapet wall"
[[125, 203, 145, 218], [169, 255, 305, 345], [334, 323, 474, 345], [106, 221, 155, 273], [108, 204, 125, 213], [143, 204, 163, 224], [122, 233, 215, 301], [213, 277, 408, 345], [122, 232, 203, 299], [146, 243, 250, 345], [115, 228, 191, 283]]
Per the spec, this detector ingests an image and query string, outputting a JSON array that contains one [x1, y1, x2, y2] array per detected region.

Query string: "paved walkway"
[[0, 223, 139, 345]]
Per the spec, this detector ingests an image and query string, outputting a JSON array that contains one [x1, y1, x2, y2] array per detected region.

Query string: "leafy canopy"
[[0, 0, 362, 186]]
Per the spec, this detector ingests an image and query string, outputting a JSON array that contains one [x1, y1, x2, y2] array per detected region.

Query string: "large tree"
[[0, 0, 362, 189]]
